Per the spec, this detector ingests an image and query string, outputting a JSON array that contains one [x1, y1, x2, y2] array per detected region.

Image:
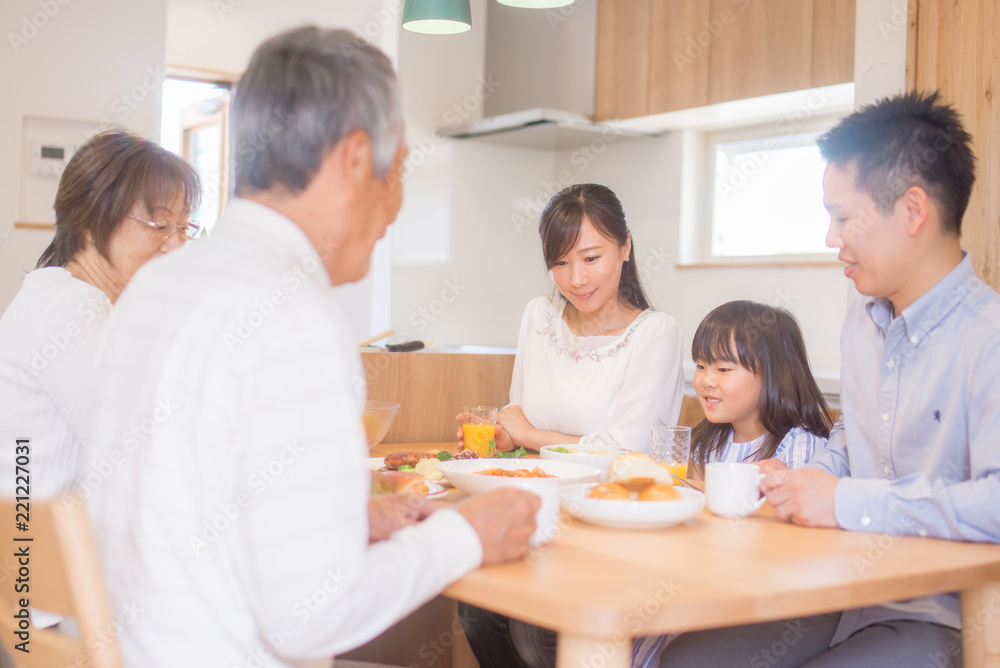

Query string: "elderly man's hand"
[[455, 488, 540, 565], [368, 493, 439, 543], [759, 461, 840, 528]]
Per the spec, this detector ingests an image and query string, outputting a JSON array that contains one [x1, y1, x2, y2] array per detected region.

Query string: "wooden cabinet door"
[[709, 0, 814, 105], [648, 0, 712, 113], [812, 0, 856, 87], [595, 0, 651, 121]]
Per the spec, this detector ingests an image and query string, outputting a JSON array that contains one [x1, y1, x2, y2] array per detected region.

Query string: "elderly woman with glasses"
[[0, 129, 201, 498]]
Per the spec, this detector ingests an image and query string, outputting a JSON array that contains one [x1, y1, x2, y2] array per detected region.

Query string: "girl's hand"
[[498, 405, 533, 449], [454, 412, 515, 452]]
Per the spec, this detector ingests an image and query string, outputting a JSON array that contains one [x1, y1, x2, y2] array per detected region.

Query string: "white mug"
[[509, 481, 562, 547], [705, 462, 766, 518]]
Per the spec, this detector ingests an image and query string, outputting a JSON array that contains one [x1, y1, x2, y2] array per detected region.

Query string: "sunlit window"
[[161, 77, 231, 234], [710, 130, 835, 258]]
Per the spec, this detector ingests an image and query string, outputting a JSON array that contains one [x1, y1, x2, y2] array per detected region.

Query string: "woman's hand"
[[498, 405, 533, 450], [455, 412, 516, 452]]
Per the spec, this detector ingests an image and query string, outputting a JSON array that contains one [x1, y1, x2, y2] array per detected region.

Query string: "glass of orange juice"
[[462, 405, 498, 458], [651, 426, 691, 480]]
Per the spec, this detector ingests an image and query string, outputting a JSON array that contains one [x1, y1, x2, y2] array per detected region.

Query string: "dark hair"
[[231, 26, 403, 195], [816, 90, 975, 236], [689, 300, 832, 475], [36, 130, 201, 269], [538, 183, 651, 311]]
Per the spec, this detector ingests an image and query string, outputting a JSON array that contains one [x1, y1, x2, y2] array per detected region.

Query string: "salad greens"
[[495, 445, 528, 459]]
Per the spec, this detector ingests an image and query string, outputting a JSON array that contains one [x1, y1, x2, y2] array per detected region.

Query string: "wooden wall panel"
[[648, 0, 712, 113], [363, 352, 515, 444], [909, 0, 1000, 292], [811, 0, 856, 87], [709, 0, 814, 105], [595, 0, 651, 121]]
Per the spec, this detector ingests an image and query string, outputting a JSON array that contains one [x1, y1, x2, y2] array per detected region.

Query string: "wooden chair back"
[[0, 495, 124, 668], [363, 351, 515, 444]]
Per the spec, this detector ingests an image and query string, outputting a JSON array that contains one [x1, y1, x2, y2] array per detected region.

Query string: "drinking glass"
[[462, 405, 498, 457], [650, 426, 691, 480]]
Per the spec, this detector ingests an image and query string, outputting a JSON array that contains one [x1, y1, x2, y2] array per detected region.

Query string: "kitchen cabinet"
[[596, 0, 856, 120]]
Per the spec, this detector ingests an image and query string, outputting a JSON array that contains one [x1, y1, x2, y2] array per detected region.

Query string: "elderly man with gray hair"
[[85, 26, 539, 668]]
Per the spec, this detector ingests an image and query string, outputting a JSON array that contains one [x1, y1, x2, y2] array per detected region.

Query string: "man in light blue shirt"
[[659, 93, 1000, 667]]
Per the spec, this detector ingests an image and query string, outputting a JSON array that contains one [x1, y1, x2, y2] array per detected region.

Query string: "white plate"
[[424, 482, 448, 498], [438, 459, 601, 495], [539, 444, 632, 475], [559, 482, 705, 529], [366, 457, 384, 470]]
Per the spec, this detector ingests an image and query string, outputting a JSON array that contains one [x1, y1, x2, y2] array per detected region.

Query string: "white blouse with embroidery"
[[509, 296, 685, 453]]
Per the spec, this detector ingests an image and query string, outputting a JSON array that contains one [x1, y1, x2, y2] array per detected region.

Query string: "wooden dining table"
[[371, 443, 1000, 668]]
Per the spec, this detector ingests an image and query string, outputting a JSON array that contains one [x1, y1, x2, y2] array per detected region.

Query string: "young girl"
[[689, 299, 832, 476], [631, 300, 832, 668]]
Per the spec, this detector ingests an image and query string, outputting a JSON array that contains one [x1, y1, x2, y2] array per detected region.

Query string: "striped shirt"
[[631, 425, 825, 668]]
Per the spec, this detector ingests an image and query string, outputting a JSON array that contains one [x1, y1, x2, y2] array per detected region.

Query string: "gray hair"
[[231, 25, 403, 195]]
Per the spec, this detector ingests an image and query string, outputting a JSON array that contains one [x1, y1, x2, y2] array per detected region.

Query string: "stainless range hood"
[[438, 1, 664, 149], [440, 107, 663, 149]]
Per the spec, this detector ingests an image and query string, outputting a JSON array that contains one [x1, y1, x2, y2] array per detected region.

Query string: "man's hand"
[[455, 488, 540, 565], [368, 493, 439, 543], [759, 460, 840, 528]]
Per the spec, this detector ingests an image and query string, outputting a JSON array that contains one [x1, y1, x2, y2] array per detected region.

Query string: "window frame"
[[675, 100, 854, 269]]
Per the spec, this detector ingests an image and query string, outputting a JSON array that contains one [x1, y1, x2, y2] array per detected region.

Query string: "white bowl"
[[539, 444, 633, 474], [559, 482, 706, 530], [438, 458, 601, 495]]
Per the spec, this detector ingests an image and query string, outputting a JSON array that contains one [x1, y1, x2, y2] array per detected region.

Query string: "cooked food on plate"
[[475, 467, 556, 478], [370, 470, 429, 496], [383, 449, 479, 481], [638, 483, 682, 502], [383, 451, 437, 470], [588, 482, 630, 500], [588, 452, 683, 501]]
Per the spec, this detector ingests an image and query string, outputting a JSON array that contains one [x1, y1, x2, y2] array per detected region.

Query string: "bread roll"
[[607, 452, 675, 492], [588, 482, 630, 500], [638, 483, 682, 502]]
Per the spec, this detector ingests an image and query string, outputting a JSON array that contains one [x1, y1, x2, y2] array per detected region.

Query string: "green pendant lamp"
[[496, 0, 574, 7], [402, 0, 473, 34]]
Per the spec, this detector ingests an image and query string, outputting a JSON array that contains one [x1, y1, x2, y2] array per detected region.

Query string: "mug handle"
[[749, 472, 768, 512]]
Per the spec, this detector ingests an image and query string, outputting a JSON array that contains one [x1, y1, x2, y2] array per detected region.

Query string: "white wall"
[[0, 0, 169, 312]]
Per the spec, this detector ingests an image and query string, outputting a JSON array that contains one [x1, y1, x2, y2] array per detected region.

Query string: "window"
[[669, 85, 855, 266], [161, 76, 232, 234], [710, 126, 834, 258]]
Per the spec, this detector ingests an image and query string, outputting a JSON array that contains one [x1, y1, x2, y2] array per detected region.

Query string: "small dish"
[[539, 444, 632, 475], [438, 458, 601, 495], [559, 482, 705, 529]]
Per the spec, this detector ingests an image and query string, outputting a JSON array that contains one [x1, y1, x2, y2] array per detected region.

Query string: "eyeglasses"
[[127, 214, 202, 241]]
